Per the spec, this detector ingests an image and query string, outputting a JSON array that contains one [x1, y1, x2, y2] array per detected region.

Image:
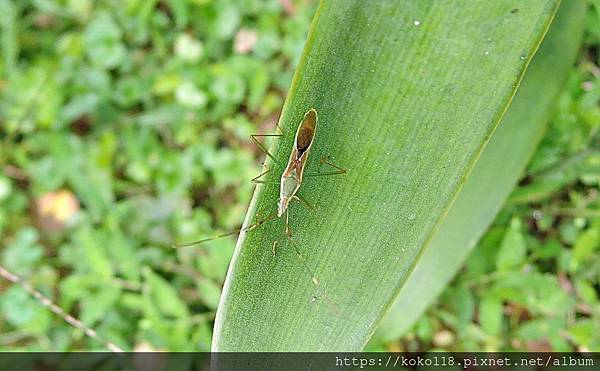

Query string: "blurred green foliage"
[[0, 0, 317, 351], [0, 0, 599, 351]]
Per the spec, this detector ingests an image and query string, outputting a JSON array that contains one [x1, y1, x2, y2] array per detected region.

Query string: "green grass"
[[0, 0, 599, 352]]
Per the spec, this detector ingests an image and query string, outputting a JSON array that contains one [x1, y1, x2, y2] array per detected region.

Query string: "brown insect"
[[177, 108, 346, 248], [277, 108, 319, 218], [175, 108, 346, 311]]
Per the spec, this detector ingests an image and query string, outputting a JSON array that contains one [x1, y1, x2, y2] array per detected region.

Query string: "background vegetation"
[[0, 0, 599, 351]]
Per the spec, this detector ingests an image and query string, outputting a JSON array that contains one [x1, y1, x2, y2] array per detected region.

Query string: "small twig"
[[0, 265, 124, 352]]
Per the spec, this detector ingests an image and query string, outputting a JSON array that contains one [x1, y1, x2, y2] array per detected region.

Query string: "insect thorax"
[[280, 174, 299, 198]]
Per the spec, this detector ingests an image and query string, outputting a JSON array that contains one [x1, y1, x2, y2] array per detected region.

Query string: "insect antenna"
[[0, 265, 124, 352], [173, 211, 278, 249]]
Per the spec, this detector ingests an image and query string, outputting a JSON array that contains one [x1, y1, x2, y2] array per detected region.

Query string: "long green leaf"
[[375, 0, 588, 342], [212, 0, 560, 351]]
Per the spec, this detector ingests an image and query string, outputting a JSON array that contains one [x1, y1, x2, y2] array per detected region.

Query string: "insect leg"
[[304, 155, 347, 177], [251, 168, 272, 183], [275, 122, 286, 136], [173, 211, 277, 248], [251, 133, 284, 167], [251, 122, 286, 179], [285, 208, 291, 238], [251, 180, 281, 185], [284, 237, 341, 316], [293, 193, 315, 211]]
